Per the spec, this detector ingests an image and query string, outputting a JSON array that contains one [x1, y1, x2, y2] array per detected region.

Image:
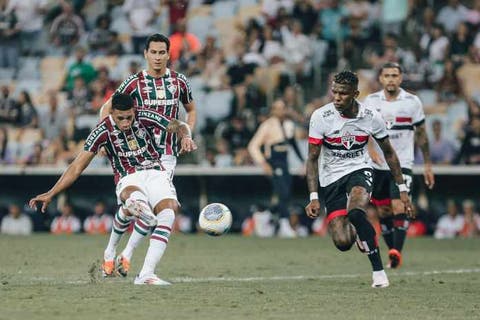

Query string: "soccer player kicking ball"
[[305, 71, 414, 288], [364, 62, 434, 269], [29, 93, 197, 285]]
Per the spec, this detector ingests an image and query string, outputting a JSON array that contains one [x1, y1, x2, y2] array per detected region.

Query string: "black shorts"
[[321, 168, 373, 223], [371, 168, 412, 206]]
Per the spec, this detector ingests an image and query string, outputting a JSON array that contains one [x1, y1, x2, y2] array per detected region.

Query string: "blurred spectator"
[[434, 199, 464, 239], [466, 93, 480, 120], [62, 46, 98, 92], [318, 0, 348, 42], [459, 199, 480, 238], [436, 59, 463, 103], [5, 0, 48, 56], [252, 205, 275, 238], [280, 19, 312, 81], [23, 141, 45, 166], [164, 0, 188, 34], [122, 0, 160, 54], [381, 0, 408, 36], [429, 120, 457, 164], [0, 0, 20, 71], [292, 0, 318, 35], [0, 204, 33, 235], [221, 116, 253, 154], [422, 24, 449, 64], [449, 22, 473, 63], [0, 127, 10, 163], [436, 0, 468, 35], [0, 85, 18, 124], [87, 13, 123, 56], [455, 116, 480, 164], [213, 139, 233, 168], [15, 90, 38, 128], [49, 1, 85, 55], [83, 201, 113, 234], [368, 33, 416, 73], [169, 18, 202, 64], [68, 76, 92, 114], [466, 0, 480, 27], [37, 90, 69, 141], [50, 203, 81, 234]]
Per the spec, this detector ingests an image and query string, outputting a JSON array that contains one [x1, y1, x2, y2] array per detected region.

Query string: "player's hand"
[[261, 162, 273, 176], [400, 192, 415, 219], [29, 192, 53, 213], [305, 200, 321, 219], [179, 137, 197, 154], [424, 164, 435, 189]]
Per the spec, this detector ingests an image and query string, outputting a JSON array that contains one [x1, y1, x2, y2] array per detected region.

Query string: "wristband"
[[397, 183, 409, 193], [310, 192, 319, 201]]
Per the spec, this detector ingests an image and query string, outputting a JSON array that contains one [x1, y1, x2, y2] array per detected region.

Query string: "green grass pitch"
[[1, 234, 479, 320]]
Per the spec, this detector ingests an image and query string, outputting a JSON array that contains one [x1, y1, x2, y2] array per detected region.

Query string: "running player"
[[29, 93, 197, 285], [305, 71, 413, 288], [364, 62, 434, 269]]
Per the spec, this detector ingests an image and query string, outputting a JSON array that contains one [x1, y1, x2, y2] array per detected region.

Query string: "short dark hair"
[[145, 33, 170, 52], [379, 62, 403, 74], [333, 70, 358, 88], [112, 93, 134, 111]]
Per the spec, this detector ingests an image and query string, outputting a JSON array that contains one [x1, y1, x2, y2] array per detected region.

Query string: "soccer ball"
[[198, 203, 232, 236]]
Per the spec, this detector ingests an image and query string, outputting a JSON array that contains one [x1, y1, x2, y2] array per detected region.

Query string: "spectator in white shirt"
[[434, 199, 464, 239], [1, 204, 33, 235]]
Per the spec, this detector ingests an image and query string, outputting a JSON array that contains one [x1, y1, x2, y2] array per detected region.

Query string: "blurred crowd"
[[1, 0, 480, 235]]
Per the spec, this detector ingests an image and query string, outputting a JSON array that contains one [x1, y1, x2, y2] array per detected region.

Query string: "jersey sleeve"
[[137, 109, 170, 130], [177, 73, 193, 104], [371, 110, 389, 140], [115, 73, 138, 95], [308, 111, 324, 145], [412, 96, 426, 126], [84, 123, 108, 153]]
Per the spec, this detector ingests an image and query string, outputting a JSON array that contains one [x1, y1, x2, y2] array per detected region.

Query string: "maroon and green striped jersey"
[[84, 109, 171, 184], [115, 68, 193, 156]]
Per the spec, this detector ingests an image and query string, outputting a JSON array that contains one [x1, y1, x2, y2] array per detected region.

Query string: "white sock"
[[121, 219, 152, 261], [139, 208, 175, 277], [104, 208, 133, 260]]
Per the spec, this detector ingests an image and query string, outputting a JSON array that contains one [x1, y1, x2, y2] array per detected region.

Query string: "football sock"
[[393, 213, 409, 252], [104, 208, 133, 260], [379, 217, 394, 249], [121, 219, 152, 261], [348, 208, 383, 271], [139, 208, 175, 277]]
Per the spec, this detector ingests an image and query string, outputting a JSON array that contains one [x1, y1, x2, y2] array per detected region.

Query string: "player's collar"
[[143, 68, 171, 79], [379, 88, 406, 101]]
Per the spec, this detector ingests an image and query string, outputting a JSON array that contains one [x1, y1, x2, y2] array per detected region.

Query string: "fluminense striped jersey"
[[309, 102, 388, 187], [84, 109, 171, 184], [115, 68, 193, 156], [363, 88, 425, 170]]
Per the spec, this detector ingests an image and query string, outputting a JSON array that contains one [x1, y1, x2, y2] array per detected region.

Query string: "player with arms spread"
[[305, 71, 413, 288], [29, 93, 197, 285], [364, 62, 434, 269]]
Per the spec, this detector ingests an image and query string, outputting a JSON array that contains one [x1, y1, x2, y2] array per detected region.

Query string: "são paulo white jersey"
[[309, 102, 388, 187], [363, 88, 425, 170]]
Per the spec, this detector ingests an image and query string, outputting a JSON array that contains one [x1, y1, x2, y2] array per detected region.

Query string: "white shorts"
[[161, 154, 177, 180], [115, 169, 177, 208]]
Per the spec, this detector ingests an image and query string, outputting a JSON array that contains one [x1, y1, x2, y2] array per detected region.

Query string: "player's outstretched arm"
[[305, 143, 321, 218], [414, 123, 435, 189], [367, 136, 383, 165], [376, 137, 414, 217], [184, 101, 197, 132], [29, 151, 96, 213]]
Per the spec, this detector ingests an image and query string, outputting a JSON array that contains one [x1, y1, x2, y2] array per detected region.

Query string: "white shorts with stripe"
[[115, 169, 177, 208]]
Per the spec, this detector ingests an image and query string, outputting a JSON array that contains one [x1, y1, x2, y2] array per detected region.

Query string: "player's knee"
[[153, 198, 179, 215], [329, 218, 356, 252]]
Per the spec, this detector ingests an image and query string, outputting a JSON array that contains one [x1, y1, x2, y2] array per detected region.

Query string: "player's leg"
[[371, 169, 394, 250], [328, 216, 356, 251], [134, 170, 178, 285], [346, 169, 388, 288], [274, 165, 296, 238], [387, 169, 413, 268]]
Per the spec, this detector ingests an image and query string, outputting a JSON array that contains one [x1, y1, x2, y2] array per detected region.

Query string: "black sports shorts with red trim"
[[321, 168, 373, 224], [370, 168, 412, 206]]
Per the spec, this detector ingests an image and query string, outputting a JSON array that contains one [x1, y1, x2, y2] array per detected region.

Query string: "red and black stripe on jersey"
[[84, 110, 171, 184], [322, 135, 369, 151], [116, 69, 193, 156]]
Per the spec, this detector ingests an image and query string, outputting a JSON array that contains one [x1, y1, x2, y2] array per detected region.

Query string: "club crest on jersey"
[[135, 127, 146, 139], [127, 137, 139, 150], [341, 131, 355, 149], [384, 114, 395, 129], [156, 88, 166, 99], [167, 83, 177, 95]]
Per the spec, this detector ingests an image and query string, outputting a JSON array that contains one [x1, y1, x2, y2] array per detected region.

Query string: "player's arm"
[[29, 151, 96, 213], [99, 96, 112, 119], [414, 122, 435, 189], [305, 141, 321, 218], [248, 123, 272, 175], [167, 119, 197, 153], [376, 137, 414, 217], [183, 101, 197, 132], [367, 136, 383, 164]]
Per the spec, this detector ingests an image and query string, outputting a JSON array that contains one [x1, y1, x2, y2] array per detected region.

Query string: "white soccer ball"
[[198, 203, 232, 236]]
